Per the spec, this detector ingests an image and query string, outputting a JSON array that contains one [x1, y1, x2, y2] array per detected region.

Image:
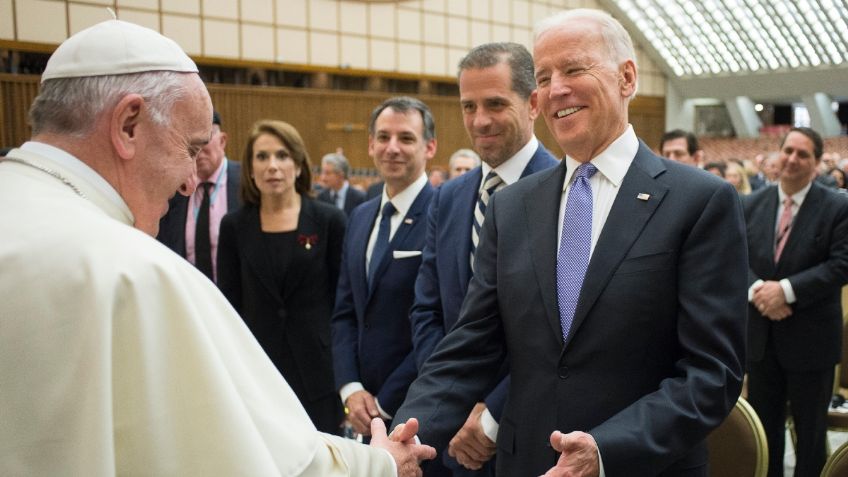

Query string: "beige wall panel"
[[310, 31, 339, 66], [470, 20, 490, 46], [163, 14, 201, 55], [162, 0, 199, 15], [397, 42, 422, 74], [492, 0, 510, 23], [117, 0, 158, 8], [397, 8, 421, 42], [241, 0, 273, 24], [530, 1, 552, 25], [492, 23, 509, 43], [16, 0, 66, 44], [69, 4, 113, 34], [424, 45, 447, 77], [446, 0, 468, 17], [77, 0, 112, 5], [423, 12, 445, 44], [203, 19, 239, 58], [369, 3, 396, 39], [116, 9, 159, 30], [420, 0, 444, 13], [339, 1, 366, 35], [0, 0, 15, 40], [340, 35, 368, 69], [469, 0, 490, 21], [446, 16, 467, 48], [370, 39, 396, 71], [448, 47, 466, 74], [242, 24, 275, 62], [512, 0, 530, 27], [203, 0, 236, 18], [277, 27, 308, 63], [309, 0, 337, 31], [511, 26, 532, 50], [276, 0, 306, 27]]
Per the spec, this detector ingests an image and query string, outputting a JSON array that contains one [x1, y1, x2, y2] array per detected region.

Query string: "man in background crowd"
[[447, 149, 481, 178], [660, 129, 703, 168], [743, 127, 848, 477], [0, 19, 434, 477], [157, 110, 239, 282], [318, 152, 366, 216]]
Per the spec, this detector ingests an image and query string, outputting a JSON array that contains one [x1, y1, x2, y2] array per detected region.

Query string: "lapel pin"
[[404, 218, 414, 225], [637, 193, 651, 201]]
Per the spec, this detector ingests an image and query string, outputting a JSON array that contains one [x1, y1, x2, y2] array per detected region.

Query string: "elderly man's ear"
[[111, 94, 145, 160]]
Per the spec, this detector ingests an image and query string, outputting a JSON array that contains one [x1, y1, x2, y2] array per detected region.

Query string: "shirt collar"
[[205, 156, 227, 185], [562, 125, 637, 191], [381, 173, 428, 217], [480, 136, 538, 188], [338, 181, 350, 197], [779, 180, 813, 206]]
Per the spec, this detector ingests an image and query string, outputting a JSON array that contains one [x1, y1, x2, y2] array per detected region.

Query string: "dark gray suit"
[[318, 184, 366, 216], [743, 182, 848, 477], [395, 142, 748, 476]]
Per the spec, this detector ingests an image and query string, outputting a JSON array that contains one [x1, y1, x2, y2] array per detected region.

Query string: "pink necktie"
[[774, 196, 793, 263]]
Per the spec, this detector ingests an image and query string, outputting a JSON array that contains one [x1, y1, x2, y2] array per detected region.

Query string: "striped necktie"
[[471, 171, 504, 270]]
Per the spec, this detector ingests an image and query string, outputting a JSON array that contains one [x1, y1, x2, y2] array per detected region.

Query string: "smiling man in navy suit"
[[331, 96, 436, 442], [394, 9, 747, 476], [408, 42, 558, 477]]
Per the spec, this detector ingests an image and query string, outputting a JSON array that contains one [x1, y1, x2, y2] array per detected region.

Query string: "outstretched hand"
[[540, 431, 600, 477], [371, 418, 436, 477]]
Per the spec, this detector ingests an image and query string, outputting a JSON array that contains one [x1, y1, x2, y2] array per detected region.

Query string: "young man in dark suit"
[[408, 41, 558, 476], [744, 127, 848, 477], [157, 110, 240, 282], [331, 97, 436, 442], [394, 9, 747, 476]]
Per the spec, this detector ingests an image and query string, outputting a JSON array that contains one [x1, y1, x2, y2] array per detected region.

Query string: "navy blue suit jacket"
[[409, 144, 558, 420], [157, 159, 241, 257], [332, 183, 434, 416], [395, 142, 748, 476]]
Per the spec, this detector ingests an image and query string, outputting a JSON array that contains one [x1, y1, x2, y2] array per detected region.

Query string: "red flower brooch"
[[298, 234, 318, 250]]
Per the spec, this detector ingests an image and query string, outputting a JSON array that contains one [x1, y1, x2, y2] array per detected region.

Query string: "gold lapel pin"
[[637, 193, 651, 201], [403, 218, 414, 225]]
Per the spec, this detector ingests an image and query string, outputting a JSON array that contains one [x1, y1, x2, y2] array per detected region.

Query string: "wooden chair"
[[707, 397, 768, 477], [820, 439, 848, 477]]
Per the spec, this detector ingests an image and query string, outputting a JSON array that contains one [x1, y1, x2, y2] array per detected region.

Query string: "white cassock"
[[0, 142, 397, 476]]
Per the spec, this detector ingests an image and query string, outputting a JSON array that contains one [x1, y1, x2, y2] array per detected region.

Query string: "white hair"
[[449, 148, 481, 169], [534, 8, 638, 96], [29, 71, 191, 137]]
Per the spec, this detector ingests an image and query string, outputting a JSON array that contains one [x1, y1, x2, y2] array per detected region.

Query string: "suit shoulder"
[[306, 196, 346, 221]]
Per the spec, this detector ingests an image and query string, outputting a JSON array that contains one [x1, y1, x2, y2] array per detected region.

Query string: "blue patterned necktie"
[[556, 163, 597, 341], [368, 201, 396, 289], [471, 171, 504, 270]]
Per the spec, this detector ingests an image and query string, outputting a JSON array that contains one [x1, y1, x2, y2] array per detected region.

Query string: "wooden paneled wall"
[[1, 74, 666, 170]]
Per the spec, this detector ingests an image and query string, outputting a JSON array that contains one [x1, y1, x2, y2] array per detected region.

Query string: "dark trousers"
[[748, 337, 833, 477]]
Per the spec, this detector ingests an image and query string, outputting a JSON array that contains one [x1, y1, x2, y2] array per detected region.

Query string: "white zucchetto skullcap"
[[41, 20, 198, 83]]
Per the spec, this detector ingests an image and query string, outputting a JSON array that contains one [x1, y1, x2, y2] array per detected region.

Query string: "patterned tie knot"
[[483, 171, 503, 193], [783, 196, 793, 208], [575, 163, 597, 180]]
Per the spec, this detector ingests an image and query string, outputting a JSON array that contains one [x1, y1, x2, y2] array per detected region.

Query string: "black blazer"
[[317, 185, 366, 216], [395, 142, 748, 476], [743, 182, 848, 370], [157, 160, 241, 257], [217, 197, 346, 429]]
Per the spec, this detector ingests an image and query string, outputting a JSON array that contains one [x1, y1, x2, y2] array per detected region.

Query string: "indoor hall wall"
[[0, 0, 666, 97]]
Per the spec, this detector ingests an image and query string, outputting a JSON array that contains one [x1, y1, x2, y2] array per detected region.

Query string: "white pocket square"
[[393, 250, 422, 259]]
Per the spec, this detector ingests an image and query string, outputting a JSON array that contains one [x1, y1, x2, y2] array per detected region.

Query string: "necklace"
[[1, 156, 87, 199]]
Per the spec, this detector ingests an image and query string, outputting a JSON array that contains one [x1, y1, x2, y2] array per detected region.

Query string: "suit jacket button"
[[364, 323, 371, 330], [558, 366, 569, 379], [277, 309, 286, 319]]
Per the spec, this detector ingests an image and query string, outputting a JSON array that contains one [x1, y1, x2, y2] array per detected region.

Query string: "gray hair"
[[534, 9, 638, 95], [368, 96, 436, 142], [29, 71, 191, 137], [321, 152, 351, 178], [449, 148, 481, 169], [457, 42, 537, 100]]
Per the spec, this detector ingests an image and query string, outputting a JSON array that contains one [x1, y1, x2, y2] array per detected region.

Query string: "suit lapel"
[[524, 162, 569, 341], [367, 185, 433, 300], [455, 169, 481, 294], [565, 145, 668, 348]]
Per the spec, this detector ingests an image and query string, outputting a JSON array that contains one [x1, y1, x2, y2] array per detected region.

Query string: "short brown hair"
[[240, 119, 312, 205]]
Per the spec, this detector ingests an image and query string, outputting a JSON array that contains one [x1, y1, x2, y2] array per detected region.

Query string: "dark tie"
[[471, 171, 504, 269], [368, 201, 396, 289], [195, 182, 214, 280], [556, 163, 597, 341]]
